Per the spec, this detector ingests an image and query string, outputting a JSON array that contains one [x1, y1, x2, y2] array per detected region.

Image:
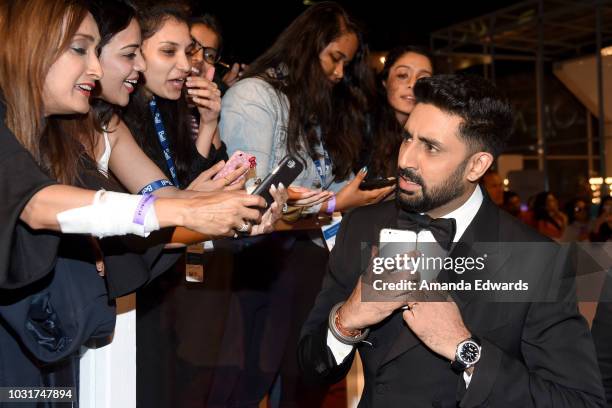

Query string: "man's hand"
[[402, 300, 471, 361], [338, 246, 416, 331]]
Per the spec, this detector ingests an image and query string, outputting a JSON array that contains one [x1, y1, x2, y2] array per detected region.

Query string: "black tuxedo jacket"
[[299, 197, 605, 407]]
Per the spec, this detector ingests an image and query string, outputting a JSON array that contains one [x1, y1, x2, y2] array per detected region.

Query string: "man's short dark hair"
[[413, 74, 513, 158]]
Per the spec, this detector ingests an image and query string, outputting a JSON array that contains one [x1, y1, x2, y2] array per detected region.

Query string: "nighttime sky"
[[191, 0, 521, 62]]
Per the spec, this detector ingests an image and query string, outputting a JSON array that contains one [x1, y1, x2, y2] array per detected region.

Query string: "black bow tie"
[[397, 210, 457, 251]]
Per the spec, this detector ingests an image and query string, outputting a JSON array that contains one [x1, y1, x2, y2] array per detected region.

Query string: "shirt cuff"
[[463, 371, 472, 388], [326, 328, 354, 365]]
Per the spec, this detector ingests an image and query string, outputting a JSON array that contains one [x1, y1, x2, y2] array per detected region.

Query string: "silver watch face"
[[458, 340, 481, 365]]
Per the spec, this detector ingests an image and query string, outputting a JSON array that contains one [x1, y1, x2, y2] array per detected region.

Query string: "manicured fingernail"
[[187, 89, 194, 94], [279, 183, 285, 189], [361, 166, 368, 173]]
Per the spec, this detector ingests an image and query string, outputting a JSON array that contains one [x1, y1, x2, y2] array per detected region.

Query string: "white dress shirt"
[[326, 185, 484, 386]]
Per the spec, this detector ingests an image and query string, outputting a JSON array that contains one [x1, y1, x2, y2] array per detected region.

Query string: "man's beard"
[[396, 159, 469, 213]]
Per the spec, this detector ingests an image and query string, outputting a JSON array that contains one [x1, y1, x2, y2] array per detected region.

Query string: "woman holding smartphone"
[[108, 4, 289, 405], [214, 2, 394, 405], [0, 0, 270, 392]]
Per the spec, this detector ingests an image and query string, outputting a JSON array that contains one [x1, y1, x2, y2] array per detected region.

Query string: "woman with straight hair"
[[363, 45, 433, 179], [0, 0, 271, 392], [213, 3, 395, 405]]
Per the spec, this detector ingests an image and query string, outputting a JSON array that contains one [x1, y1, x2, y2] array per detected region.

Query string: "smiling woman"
[[43, 20, 102, 115], [0, 0, 278, 395], [122, 2, 228, 188], [0, 0, 114, 393]]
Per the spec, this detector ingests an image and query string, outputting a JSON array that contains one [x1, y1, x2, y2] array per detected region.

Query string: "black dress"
[[0, 101, 115, 406], [0, 101, 181, 406], [130, 100, 235, 408]]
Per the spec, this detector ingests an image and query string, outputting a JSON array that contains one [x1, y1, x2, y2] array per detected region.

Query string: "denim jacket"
[[219, 78, 350, 213]]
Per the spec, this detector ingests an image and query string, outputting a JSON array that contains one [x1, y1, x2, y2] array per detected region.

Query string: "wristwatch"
[[450, 335, 481, 373]]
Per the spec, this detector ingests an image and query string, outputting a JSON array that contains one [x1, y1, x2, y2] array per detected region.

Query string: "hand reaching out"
[[187, 160, 249, 192]]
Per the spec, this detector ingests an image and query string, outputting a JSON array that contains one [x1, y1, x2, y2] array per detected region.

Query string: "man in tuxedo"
[[298, 74, 605, 407]]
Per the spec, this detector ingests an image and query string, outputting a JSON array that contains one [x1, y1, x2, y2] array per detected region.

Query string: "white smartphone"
[[379, 228, 417, 245], [378, 229, 418, 275]]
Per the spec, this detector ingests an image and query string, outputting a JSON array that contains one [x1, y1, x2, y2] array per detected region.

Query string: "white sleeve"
[[326, 329, 355, 365], [56, 191, 159, 238], [463, 371, 472, 388]]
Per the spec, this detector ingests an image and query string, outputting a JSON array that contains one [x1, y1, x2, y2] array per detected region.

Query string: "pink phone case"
[[213, 150, 256, 185]]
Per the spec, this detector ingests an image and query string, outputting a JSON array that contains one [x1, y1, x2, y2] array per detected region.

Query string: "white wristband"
[[57, 190, 160, 238]]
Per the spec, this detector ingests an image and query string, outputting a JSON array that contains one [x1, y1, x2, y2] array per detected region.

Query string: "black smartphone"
[[251, 155, 304, 208], [359, 177, 396, 190]]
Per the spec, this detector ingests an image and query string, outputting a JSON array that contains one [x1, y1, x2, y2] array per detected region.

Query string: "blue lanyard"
[[313, 153, 331, 188], [313, 133, 332, 188], [149, 97, 180, 187]]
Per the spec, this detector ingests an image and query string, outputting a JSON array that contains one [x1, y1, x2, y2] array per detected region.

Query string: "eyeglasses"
[[190, 38, 221, 65]]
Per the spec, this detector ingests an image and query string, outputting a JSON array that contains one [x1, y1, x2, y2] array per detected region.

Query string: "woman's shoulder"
[[224, 77, 278, 102], [103, 115, 132, 146]]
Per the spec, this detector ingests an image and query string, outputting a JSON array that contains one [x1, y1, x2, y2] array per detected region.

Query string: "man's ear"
[[465, 152, 494, 182]]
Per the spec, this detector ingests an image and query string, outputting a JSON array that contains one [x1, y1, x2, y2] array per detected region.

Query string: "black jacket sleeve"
[[100, 228, 183, 299], [592, 274, 612, 406], [459, 246, 605, 407], [0, 103, 60, 289], [298, 209, 361, 384]]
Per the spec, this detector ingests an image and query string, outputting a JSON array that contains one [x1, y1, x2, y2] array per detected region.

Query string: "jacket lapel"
[[377, 197, 509, 367]]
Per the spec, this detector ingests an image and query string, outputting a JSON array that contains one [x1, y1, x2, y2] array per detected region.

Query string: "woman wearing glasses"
[[117, 4, 284, 406], [123, 3, 227, 189], [0, 0, 270, 393], [190, 14, 246, 92]]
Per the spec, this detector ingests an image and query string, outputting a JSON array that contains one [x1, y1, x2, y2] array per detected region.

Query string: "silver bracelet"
[[328, 302, 370, 345]]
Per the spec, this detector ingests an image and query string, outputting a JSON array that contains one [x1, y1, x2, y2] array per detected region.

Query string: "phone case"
[[359, 177, 396, 190], [378, 229, 418, 275], [251, 155, 304, 208], [213, 150, 256, 185]]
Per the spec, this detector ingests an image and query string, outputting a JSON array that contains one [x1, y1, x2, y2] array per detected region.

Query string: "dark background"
[[190, 0, 520, 61], [188, 0, 595, 202]]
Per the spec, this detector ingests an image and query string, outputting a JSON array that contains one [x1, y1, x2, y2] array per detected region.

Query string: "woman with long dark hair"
[[212, 3, 394, 406], [121, 2, 231, 190], [0, 0, 270, 394], [364, 46, 433, 179], [221, 2, 393, 214]]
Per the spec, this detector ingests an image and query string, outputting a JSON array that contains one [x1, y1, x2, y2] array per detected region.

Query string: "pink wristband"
[[133, 194, 157, 225], [326, 195, 336, 214]]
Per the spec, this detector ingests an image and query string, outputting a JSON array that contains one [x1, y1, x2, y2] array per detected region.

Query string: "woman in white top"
[[0, 0, 278, 396]]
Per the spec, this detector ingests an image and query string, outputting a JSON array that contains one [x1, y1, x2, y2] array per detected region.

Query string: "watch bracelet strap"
[[328, 302, 370, 345]]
